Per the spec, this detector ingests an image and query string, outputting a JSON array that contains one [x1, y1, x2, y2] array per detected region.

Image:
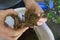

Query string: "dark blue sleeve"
[[9, 0, 25, 9]]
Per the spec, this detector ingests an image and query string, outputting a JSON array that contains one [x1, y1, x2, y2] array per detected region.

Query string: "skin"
[[0, 0, 47, 40]]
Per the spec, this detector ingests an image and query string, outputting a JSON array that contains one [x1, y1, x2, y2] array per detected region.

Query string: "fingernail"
[[38, 14, 40, 17], [37, 22, 43, 26]]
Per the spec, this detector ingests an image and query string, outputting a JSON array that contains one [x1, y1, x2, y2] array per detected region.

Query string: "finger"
[[2, 9, 18, 19], [37, 18, 47, 26], [38, 18, 47, 22], [2, 9, 18, 23], [5, 9, 18, 16], [30, 18, 47, 28], [35, 4, 44, 17]]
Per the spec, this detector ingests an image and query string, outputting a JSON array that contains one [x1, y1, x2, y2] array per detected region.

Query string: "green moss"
[[9, 9, 41, 30], [25, 9, 40, 27]]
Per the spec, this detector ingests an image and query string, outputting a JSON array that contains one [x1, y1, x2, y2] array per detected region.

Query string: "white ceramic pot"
[[5, 7, 55, 40]]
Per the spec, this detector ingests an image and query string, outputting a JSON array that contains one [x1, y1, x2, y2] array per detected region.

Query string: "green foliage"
[[47, 11, 55, 19], [55, 5, 60, 10], [45, 0, 60, 23], [55, 16, 60, 23], [54, 0, 60, 5]]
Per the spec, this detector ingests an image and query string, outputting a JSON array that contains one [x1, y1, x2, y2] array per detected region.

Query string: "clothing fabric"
[[9, 0, 25, 9], [0, 0, 25, 9]]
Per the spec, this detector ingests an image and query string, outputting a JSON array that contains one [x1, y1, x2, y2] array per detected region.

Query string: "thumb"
[[2, 9, 18, 24], [5, 9, 18, 16]]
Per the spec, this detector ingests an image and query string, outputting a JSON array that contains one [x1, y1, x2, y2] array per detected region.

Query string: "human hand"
[[0, 9, 29, 40], [24, 1, 47, 26]]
